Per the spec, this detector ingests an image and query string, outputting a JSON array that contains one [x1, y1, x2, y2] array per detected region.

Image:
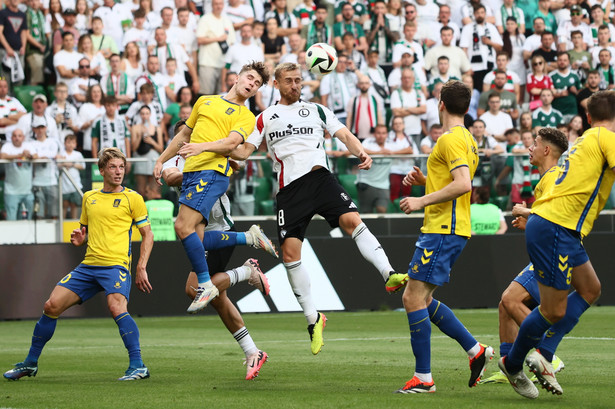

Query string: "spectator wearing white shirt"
[[0, 79, 26, 143], [46, 82, 81, 142], [319, 53, 358, 125], [31, 116, 62, 219], [0, 128, 34, 220], [433, 4, 460, 46], [123, 9, 150, 63], [101, 53, 136, 114], [392, 21, 424, 69], [57, 133, 84, 219], [135, 54, 169, 109], [53, 31, 83, 85], [174, 7, 198, 66], [69, 57, 99, 108], [225, 0, 254, 41], [479, 93, 514, 145], [496, 0, 525, 35], [148, 27, 199, 94], [522, 17, 554, 63], [221, 23, 265, 93], [424, 25, 471, 79], [390, 67, 426, 144], [557, 5, 592, 52], [92, 0, 129, 52]]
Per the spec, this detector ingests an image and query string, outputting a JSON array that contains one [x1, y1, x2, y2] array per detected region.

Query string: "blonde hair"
[[98, 147, 126, 170], [274, 62, 301, 80]]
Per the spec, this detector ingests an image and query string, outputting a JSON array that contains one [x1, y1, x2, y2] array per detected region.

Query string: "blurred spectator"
[[120, 41, 145, 84], [91, 95, 131, 159], [293, 0, 316, 32], [340, 31, 366, 71], [482, 52, 520, 98], [427, 56, 458, 94], [52, 8, 80, 54], [25, 0, 47, 86], [264, 0, 299, 41], [532, 32, 558, 74], [461, 0, 495, 26], [101, 53, 135, 115], [502, 17, 526, 103], [0, 0, 28, 88], [589, 5, 615, 48], [557, 5, 592, 52], [333, 2, 367, 53], [135, 54, 168, 109], [424, 25, 471, 80], [365, 0, 397, 73], [164, 58, 188, 102], [518, 111, 533, 133], [496, 0, 525, 35], [334, 0, 368, 25], [522, 17, 553, 63], [156, 6, 182, 45], [495, 129, 538, 206], [420, 123, 442, 157], [78, 84, 105, 157], [470, 186, 508, 235], [225, 0, 254, 39], [0, 78, 26, 143], [346, 74, 384, 142], [361, 49, 389, 105], [78, 34, 108, 80], [69, 57, 99, 108], [46, 82, 81, 141], [388, 116, 419, 201], [590, 25, 615, 67], [462, 74, 480, 120], [385, 0, 404, 35], [532, 88, 563, 128], [596, 49, 615, 90], [473, 118, 503, 187], [0, 128, 34, 220], [576, 70, 600, 130], [532, 0, 557, 35], [174, 7, 198, 66], [390, 68, 426, 145], [74, 0, 91, 36], [434, 4, 460, 46], [196, 0, 235, 95], [149, 27, 198, 94], [53, 31, 82, 85], [420, 81, 441, 135], [477, 70, 519, 120], [31, 116, 61, 219], [392, 21, 423, 70], [357, 124, 393, 213], [279, 32, 302, 64], [252, 20, 264, 48], [402, 2, 434, 48], [460, 4, 503, 90], [568, 30, 592, 84], [550, 51, 580, 124], [516, 0, 538, 32], [302, 5, 333, 48], [57, 133, 84, 219], [162, 86, 193, 141], [45, 0, 64, 35], [137, 0, 161, 33], [388, 51, 426, 95], [92, 0, 127, 53], [413, 0, 439, 26], [89, 16, 119, 60], [320, 54, 358, 126], [480, 93, 514, 148], [297, 50, 320, 101], [17, 94, 58, 142], [262, 17, 286, 63], [131, 105, 163, 199], [126, 82, 163, 126], [122, 10, 149, 62], [255, 60, 280, 111], [526, 55, 554, 105]]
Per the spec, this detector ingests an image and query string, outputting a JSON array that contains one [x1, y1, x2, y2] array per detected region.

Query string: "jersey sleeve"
[[80, 192, 90, 226], [131, 193, 150, 228], [599, 128, 615, 170], [318, 104, 345, 137], [231, 108, 256, 141], [246, 113, 265, 148], [186, 97, 203, 129], [439, 133, 470, 172]]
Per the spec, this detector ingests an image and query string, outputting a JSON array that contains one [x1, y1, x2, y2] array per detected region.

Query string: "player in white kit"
[[231, 62, 408, 355]]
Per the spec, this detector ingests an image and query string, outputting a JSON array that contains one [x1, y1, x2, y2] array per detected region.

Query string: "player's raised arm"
[[334, 127, 372, 170], [135, 224, 154, 293], [178, 131, 244, 158]]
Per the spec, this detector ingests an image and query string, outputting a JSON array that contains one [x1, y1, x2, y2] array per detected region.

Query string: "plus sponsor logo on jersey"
[[267, 123, 315, 141]]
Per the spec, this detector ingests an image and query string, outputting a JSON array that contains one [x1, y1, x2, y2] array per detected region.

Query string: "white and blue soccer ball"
[[306, 43, 338, 75]]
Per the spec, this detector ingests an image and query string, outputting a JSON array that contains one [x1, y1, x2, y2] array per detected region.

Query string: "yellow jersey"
[[80, 188, 150, 269], [184, 95, 256, 175], [532, 126, 615, 237], [422, 125, 478, 237], [533, 165, 559, 202]]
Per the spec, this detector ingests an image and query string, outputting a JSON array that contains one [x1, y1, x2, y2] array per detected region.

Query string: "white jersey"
[[161, 153, 233, 231], [247, 101, 345, 189]]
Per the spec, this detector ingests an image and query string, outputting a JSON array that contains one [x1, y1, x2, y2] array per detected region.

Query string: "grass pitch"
[[2, 308, 615, 409]]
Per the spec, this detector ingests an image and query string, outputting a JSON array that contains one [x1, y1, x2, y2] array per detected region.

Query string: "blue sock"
[[25, 314, 57, 364], [538, 291, 590, 362], [506, 307, 552, 373], [202, 231, 245, 249], [181, 232, 210, 283], [499, 342, 513, 358], [428, 299, 477, 352], [408, 309, 431, 374], [115, 313, 143, 368]]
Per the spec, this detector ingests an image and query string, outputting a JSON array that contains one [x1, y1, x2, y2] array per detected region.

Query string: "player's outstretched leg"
[[187, 281, 219, 313], [202, 225, 279, 259], [307, 312, 327, 355], [525, 350, 562, 395], [396, 307, 434, 393]]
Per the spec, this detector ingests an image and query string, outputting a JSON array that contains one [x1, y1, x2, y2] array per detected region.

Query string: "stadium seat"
[[491, 196, 509, 211], [258, 199, 275, 215], [411, 185, 424, 197], [45, 84, 56, 103], [259, 158, 273, 180], [13, 85, 46, 111], [337, 174, 358, 204], [253, 177, 272, 215], [387, 198, 403, 213]]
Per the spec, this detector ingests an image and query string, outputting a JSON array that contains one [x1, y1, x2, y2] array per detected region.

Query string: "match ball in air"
[[306, 43, 338, 75]]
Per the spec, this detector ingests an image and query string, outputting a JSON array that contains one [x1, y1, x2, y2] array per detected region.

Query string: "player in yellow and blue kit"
[[395, 80, 494, 394], [4, 148, 155, 381], [153, 62, 274, 314], [499, 91, 615, 399]]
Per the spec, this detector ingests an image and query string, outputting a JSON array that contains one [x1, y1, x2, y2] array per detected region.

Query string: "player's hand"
[[511, 201, 527, 217], [135, 267, 152, 293], [399, 196, 424, 214], [357, 151, 372, 170], [512, 216, 527, 230], [153, 161, 164, 185], [403, 166, 426, 186], [70, 226, 86, 246], [229, 159, 242, 171], [178, 142, 203, 158]]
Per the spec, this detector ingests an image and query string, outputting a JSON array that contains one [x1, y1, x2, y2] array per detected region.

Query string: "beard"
[[475, 16, 484, 24], [281, 88, 301, 103]]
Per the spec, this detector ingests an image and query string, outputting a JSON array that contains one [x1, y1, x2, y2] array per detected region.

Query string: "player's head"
[[529, 127, 568, 167], [98, 147, 126, 187], [587, 90, 615, 126], [439, 80, 471, 121], [274, 62, 302, 103], [174, 119, 186, 136], [235, 61, 269, 99]]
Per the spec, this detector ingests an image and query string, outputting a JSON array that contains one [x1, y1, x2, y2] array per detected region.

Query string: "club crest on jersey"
[[298, 108, 309, 117], [225, 107, 235, 115], [113, 199, 121, 207]]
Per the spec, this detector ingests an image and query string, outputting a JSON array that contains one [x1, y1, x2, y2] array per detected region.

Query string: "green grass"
[[2, 308, 615, 409]]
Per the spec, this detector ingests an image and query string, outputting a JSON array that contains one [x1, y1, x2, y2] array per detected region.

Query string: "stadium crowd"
[[0, 0, 613, 222]]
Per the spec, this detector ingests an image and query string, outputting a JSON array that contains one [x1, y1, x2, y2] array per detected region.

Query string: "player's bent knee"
[[43, 299, 63, 317]]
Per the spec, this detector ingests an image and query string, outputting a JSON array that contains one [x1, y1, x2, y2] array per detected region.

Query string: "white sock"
[[244, 230, 255, 246], [284, 260, 318, 324], [232, 326, 258, 357], [414, 372, 433, 383], [352, 222, 393, 280], [197, 280, 214, 288], [467, 342, 481, 358], [224, 265, 252, 287]]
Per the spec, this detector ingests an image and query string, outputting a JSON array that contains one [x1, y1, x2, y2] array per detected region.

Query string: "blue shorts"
[[513, 263, 540, 307], [57, 264, 131, 303], [526, 214, 589, 290], [179, 170, 229, 223], [407, 233, 468, 286]]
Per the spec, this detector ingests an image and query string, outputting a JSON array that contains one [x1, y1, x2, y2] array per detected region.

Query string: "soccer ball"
[[306, 43, 338, 75]]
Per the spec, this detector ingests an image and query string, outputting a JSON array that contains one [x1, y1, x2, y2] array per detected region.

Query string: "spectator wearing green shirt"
[[549, 51, 580, 123], [471, 186, 508, 235], [531, 88, 563, 128], [333, 2, 367, 53]]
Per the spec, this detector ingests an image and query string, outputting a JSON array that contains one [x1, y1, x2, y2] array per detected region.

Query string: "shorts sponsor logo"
[[349, 202, 357, 209]]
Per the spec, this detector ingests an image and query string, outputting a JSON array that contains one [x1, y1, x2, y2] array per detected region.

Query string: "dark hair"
[[570, 30, 583, 38], [587, 90, 615, 122], [430, 124, 443, 131], [556, 50, 569, 59], [437, 55, 449, 62], [65, 133, 77, 142], [315, 4, 328, 12], [140, 83, 155, 94], [473, 4, 486, 13], [239, 61, 270, 86], [504, 128, 519, 137], [541, 30, 554, 38], [440, 80, 471, 116], [538, 127, 568, 156], [61, 31, 74, 40], [173, 119, 186, 136], [103, 95, 118, 105], [591, 4, 604, 12], [175, 86, 193, 103], [494, 69, 507, 76], [139, 105, 152, 114], [474, 186, 491, 204], [86, 84, 103, 103], [440, 25, 453, 34], [133, 8, 146, 18]]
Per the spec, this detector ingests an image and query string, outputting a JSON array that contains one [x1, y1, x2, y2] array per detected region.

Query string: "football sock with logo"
[[181, 232, 210, 283], [224, 265, 252, 287], [408, 309, 432, 374], [500, 342, 513, 358], [427, 298, 478, 354], [506, 307, 552, 373], [537, 291, 590, 362], [233, 326, 258, 357], [202, 231, 245, 249], [25, 314, 58, 364], [284, 260, 318, 325], [351, 222, 393, 280], [115, 313, 144, 368]]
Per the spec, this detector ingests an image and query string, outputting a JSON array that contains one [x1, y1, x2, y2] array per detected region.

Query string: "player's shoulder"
[[83, 189, 101, 201]]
